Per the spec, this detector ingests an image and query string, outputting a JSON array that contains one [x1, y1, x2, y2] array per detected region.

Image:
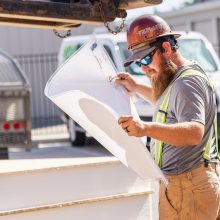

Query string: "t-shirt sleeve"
[[170, 77, 206, 125]]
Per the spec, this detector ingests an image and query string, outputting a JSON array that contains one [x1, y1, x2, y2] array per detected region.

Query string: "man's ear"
[[161, 42, 172, 56]]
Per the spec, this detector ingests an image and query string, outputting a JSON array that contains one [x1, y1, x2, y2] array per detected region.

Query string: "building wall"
[[0, 24, 99, 56], [161, 1, 220, 56], [0, 24, 99, 122], [0, 27, 61, 55]]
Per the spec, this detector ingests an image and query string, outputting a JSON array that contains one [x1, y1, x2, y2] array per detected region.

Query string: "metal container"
[[0, 49, 31, 151]]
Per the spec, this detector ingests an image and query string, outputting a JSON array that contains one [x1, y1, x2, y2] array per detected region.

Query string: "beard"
[[151, 59, 176, 100]]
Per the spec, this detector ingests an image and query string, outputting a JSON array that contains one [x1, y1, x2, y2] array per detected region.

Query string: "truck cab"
[[58, 31, 220, 146]]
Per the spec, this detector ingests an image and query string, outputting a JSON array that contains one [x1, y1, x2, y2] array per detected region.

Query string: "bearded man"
[[116, 14, 220, 220]]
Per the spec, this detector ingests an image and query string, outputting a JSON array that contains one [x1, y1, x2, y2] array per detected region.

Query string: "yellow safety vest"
[[153, 69, 219, 167]]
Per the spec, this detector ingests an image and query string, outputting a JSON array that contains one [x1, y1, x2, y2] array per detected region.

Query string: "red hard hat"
[[124, 14, 181, 67]]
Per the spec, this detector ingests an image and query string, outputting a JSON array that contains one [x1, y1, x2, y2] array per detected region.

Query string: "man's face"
[[141, 49, 176, 100]]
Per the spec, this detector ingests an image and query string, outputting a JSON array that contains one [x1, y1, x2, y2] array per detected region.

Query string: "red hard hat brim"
[[124, 32, 181, 67], [124, 45, 156, 67]]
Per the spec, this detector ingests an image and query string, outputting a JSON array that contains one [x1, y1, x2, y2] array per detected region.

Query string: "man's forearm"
[[145, 121, 204, 146], [134, 84, 156, 105]]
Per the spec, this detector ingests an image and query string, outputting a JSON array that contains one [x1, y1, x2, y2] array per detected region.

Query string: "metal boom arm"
[[0, 0, 162, 30]]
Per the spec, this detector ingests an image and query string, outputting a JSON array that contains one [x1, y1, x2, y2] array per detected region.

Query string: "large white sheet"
[[45, 35, 167, 185]]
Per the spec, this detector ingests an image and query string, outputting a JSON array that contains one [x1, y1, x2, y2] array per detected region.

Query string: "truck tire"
[[71, 131, 86, 146], [0, 147, 9, 159], [218, 140, 220, 152], [68, 119, 86, 147]]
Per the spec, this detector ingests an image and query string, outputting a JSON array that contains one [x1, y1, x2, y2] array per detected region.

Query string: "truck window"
[[178, 39, 217, 72], [63, 44, 81, 62], [63, 44, 116, 67], [103, 45, 115, 65]]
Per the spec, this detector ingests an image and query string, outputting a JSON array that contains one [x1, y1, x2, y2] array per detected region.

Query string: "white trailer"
[[0, 50, 32, 159]]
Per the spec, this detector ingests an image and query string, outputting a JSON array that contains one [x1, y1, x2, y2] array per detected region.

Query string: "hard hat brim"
[[124, 45, 156, 67], [124, 33, 181, 67]]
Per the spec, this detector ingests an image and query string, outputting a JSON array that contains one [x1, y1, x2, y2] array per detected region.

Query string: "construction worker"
[[116, 14, 220, 220]]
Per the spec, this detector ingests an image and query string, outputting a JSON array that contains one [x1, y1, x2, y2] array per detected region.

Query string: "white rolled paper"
[[44, 35, 167, 185]]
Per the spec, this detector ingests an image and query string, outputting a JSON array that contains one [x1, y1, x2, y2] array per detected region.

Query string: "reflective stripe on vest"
[[153, 69, 219, 167]]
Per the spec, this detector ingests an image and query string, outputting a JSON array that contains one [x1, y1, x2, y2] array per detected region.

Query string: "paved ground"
[[9, 138, 112, 160]]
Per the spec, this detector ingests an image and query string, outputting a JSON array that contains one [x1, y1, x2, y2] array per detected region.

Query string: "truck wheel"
[[71, 131, 86, 146], [68, 119, 86, 147], [0, 147, 9, 159]]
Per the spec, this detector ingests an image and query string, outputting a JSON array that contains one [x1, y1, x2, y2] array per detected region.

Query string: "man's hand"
[[118, 116, 147, 137], [115, 72, 156, 105], [115, 72, 137, 93]]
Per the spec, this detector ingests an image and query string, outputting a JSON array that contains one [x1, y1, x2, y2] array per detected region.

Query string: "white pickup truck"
[[58, 31, 220, 146]]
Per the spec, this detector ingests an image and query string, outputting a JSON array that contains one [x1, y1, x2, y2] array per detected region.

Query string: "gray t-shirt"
[[150, 65, 218, 175]]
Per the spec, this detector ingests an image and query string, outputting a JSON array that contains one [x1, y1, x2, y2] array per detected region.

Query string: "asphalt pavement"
[[9, 138, 112, 160]]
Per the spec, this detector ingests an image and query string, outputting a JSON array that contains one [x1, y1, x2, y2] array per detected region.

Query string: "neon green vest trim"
[[153, 69, 219, 167]]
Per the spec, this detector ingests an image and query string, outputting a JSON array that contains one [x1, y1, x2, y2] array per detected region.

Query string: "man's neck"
[[171, 52, 192, 70]]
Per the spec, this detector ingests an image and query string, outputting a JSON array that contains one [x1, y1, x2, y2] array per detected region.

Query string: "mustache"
[[146, 69, 157, 77]]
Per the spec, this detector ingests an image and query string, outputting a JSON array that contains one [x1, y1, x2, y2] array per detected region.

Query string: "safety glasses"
[[135, 47, 158, 67]]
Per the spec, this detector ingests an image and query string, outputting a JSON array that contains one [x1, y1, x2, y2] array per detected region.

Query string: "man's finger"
[[117, 72, 129, 79], [115, 77, 128, 86], [121, 120, 131, 130], [118, 116, 133, 124]]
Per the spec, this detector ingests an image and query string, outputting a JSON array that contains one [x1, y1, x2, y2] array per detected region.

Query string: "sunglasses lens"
[[135, 56, 152, 67], [135, 47, 157, 67], [141, 56, 152, 66], [135, 61, 141, 67]]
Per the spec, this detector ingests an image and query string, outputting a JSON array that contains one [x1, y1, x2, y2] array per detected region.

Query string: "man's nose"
[[141, 65, 151, 72]]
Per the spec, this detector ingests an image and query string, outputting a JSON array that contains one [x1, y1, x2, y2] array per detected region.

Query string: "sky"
[[126, 0, 193, 19]]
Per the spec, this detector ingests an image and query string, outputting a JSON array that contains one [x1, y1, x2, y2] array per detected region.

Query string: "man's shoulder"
[[172, 72, 207, 96], [175, 65, 208, 86], [173, 74, 196, 89]]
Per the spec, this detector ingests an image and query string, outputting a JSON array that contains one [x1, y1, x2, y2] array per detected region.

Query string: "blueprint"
[[44, 35, 167, 185]]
